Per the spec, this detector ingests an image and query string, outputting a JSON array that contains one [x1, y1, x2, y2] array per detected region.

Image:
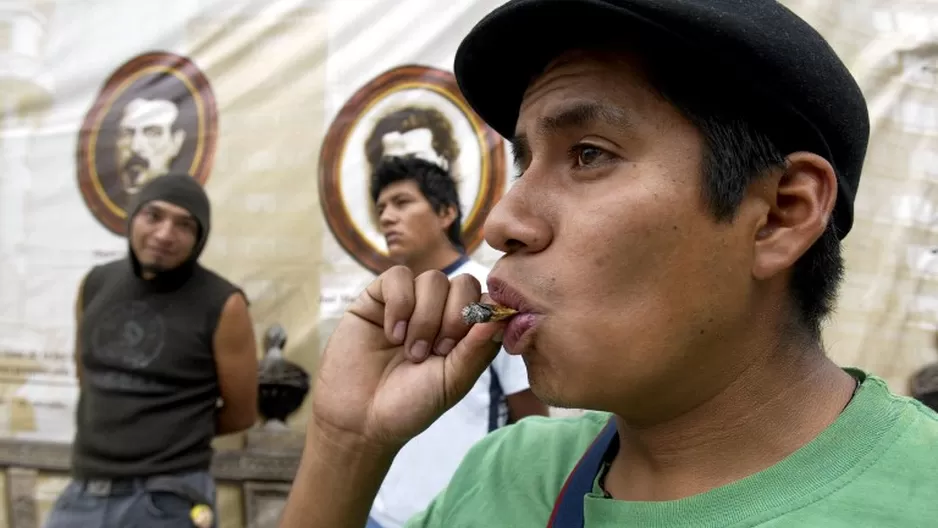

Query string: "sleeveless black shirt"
[[71, 258, 241, 478]]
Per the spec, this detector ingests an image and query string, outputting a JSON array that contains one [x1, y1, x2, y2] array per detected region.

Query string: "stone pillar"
[[241, 424, 304, 527], [7, 468, 38, 528], [0, 1, 55, 342]]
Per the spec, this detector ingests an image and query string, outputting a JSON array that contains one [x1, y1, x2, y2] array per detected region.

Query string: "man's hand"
[[311, 265, 506, 449], [280, 266, 505, 528]]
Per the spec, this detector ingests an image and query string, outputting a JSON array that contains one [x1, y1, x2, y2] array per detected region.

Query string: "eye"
[[572, 144, 609, 167], [178, 221, 198, 234]]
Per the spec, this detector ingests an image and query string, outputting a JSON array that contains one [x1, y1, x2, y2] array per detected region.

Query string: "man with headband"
[[282, 1, 938, 526], [46, 174, 259, 528]]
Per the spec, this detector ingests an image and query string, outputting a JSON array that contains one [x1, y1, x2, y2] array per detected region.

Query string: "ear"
[[752, 152, 837, 280], [171, 129, 186, 155], [438, 204, 458, 231]]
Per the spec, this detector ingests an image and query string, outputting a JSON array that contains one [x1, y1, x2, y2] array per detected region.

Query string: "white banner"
[[0, 0, 935, 448]]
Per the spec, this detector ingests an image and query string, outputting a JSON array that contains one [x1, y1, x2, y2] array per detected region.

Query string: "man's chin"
[[385, 247, 408, 264], [140, 264, 167, 274], [139, 261, 177, 275], [528, 380, 574, 410]]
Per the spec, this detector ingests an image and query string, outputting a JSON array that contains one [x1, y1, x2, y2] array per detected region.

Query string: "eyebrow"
[[376, 190, 412, 207], [146, 204, 194, 223], [509, 101, 633, 169]]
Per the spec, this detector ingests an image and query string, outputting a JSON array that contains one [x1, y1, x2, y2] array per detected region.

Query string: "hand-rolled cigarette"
[[461, 302, 518, 324]]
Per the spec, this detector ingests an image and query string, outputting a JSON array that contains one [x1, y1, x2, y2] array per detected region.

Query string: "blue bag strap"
[[546, 417, 618, 528]]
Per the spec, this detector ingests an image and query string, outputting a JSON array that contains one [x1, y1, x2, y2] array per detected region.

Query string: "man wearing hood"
[[45, 174, 259, 528]]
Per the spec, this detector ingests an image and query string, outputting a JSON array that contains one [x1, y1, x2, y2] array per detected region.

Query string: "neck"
[[404, 244, 464, 276], [604, 338, 855, 502], [129, 254, 194, 291]]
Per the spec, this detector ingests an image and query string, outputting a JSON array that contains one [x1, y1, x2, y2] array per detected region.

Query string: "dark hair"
[[371, 155, 464, 250], [643, 54, 844, 339]]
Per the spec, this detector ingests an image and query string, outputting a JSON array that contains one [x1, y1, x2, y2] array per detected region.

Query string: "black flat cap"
[[454, 0, 870, 239]]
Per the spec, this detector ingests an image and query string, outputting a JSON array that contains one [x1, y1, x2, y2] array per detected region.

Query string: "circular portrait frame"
[[319, 64, 506, 274], [76, 51, 219, 236]]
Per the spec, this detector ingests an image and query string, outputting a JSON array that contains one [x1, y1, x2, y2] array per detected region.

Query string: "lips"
[[486, 278, 538, 313], [486, 277, 541, 354], [147, 246, 173, 258], [384, 232, 403, 245]]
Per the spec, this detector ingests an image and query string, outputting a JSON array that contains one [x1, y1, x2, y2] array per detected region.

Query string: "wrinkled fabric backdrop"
[[0, 0, 935, 525]]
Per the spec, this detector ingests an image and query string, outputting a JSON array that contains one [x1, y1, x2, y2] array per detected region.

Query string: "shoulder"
[[193, 265, 243, 295], [211, 292, 255, 356], [80, 259, 127, 303], [218, 291, 250, 318], [483, 411, 608, 453], [424, 412, 611, 523], [189, 266, 249, 336], [87, 259, 126, 283], [476, 412, 610, 465], [191, 265, 248, 310], [845, 376, 938, 500], [884, 384, 938, 452], [865, 374, 938, 438]]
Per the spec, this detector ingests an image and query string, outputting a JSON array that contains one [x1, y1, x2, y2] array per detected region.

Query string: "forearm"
[[215, 406, 257, 435], [280, 422, 396, 528]]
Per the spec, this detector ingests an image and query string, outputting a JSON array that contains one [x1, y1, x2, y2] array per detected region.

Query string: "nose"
[[131, 130, 147, 154], [152, 220, 175, 243], [484, 177, 552, 255], [378, 208, 398, 230]]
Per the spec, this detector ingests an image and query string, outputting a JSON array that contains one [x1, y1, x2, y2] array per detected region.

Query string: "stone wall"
[[0, 430, 303, 528]]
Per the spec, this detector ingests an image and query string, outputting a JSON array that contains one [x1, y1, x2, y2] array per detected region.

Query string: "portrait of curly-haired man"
[[319, 65, 506, 274]]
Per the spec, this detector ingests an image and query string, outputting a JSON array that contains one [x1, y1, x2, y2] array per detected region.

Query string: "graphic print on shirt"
[[92, 300, 166, 368], [87, 300, 174, 394]]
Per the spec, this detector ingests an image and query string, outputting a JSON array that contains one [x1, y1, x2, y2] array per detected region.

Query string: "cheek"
[[130, 230, 148, 255], [407, 210, 439, 236], [154, 140, 172, 155], [542, 186, 725, 352], [556, 187, 686, 303], [181, 232, 198, 252]]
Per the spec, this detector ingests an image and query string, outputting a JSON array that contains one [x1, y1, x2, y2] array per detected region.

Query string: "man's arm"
[[213, 292, 259, 435], [280, 424, 397, 528], [507, 390, 549, 423]]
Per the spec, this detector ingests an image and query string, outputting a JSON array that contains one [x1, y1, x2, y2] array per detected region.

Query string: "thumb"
[[442, 321, 506, 407]]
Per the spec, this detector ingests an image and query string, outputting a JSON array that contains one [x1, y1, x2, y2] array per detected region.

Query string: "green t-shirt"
[[406, 371, 938, 527]]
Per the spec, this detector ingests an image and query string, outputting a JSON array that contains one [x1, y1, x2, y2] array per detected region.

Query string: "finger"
[[442, 321, 506, 406], [354, 265, 415, 345], [433, 273, 482, 356], [404, 270, 451, 362]]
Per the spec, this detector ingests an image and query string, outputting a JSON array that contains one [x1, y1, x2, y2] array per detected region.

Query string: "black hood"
[[126, 173, 211, 287]]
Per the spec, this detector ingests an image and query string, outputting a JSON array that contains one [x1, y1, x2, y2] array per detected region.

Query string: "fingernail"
[[393, 321, 407, 343], [491, 329, 504, 343], [435, 338, 455, 356], [410, 340, 429, 361]]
